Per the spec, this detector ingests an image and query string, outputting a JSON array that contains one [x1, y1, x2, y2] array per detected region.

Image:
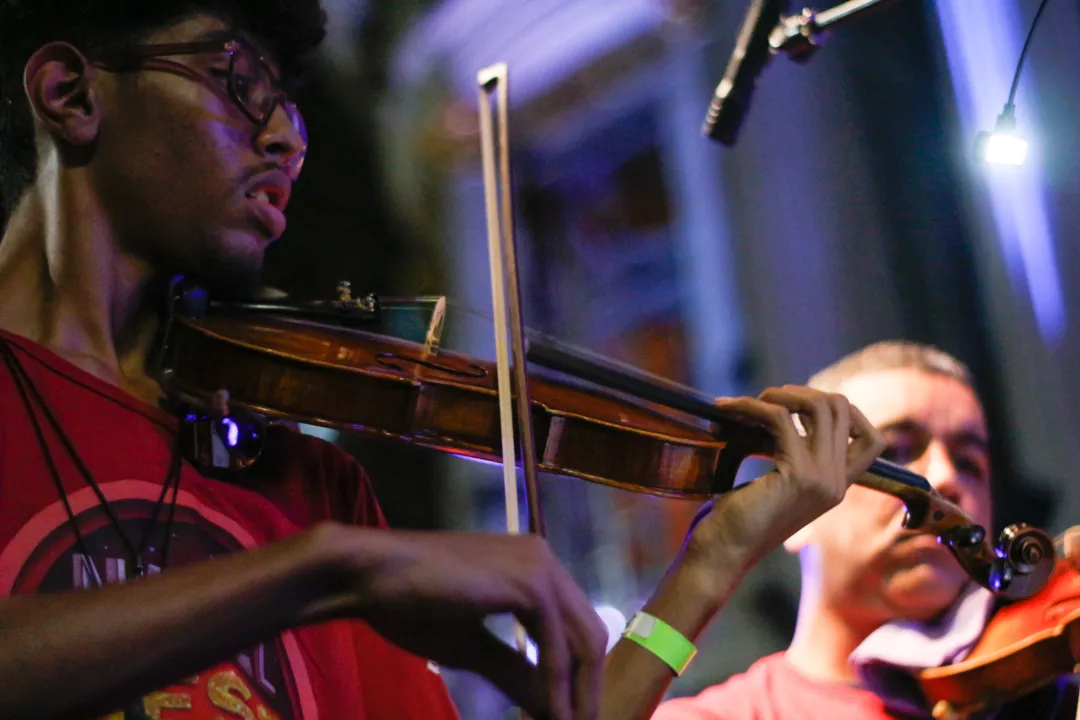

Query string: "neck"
[[0, 161, 165, 405], [785, 548, 882, 685]]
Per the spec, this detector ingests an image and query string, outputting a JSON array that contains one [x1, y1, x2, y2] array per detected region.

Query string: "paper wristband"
[[622, 612, 697, 675]]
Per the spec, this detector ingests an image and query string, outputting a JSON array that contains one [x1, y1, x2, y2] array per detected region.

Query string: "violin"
[[921, 558, 1080, 719], [155, 279, 1054, 602]]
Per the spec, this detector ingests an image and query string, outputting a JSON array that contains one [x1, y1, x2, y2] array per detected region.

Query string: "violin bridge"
[[424, 296, 447, 354]]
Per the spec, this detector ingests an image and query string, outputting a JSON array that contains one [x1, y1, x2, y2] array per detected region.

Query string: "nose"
[[921, 440, 963, 506], [256, 102, 307, 181]]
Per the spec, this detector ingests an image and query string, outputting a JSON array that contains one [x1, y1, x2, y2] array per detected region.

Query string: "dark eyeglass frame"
[[91, 38, 303, 133]]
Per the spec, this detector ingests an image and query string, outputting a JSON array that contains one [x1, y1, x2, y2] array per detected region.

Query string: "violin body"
[[161, 311, 759, 498], [921, 559, 1080, 719]]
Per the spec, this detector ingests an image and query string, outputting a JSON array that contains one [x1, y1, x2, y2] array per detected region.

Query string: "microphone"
[[701, 0, 787, 146], [702, 0, 912, 146]]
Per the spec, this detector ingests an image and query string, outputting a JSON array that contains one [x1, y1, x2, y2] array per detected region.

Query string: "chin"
[[885, 564, 967, 620], [191, 233, 270, 294]]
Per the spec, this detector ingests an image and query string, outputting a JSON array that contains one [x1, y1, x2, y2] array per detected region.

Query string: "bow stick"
[[477, 63, 547, 689]]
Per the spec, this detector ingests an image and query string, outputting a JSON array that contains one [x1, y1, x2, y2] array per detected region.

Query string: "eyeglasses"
[[92, 37, 308, 150]]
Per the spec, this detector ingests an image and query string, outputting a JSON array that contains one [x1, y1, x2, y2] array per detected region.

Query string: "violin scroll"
[[864, 464, 1053, 600], [942, 523, 1055, 600], [1000, 524, 1052, 575]]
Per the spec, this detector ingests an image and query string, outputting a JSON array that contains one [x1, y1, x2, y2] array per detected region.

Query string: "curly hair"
[[0, 0, 327, 227]]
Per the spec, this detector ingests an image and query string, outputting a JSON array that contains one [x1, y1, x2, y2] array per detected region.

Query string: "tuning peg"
[[337, 281, 353, 302], [989, 559, 1013, 592], [943, 524, 986, 549]]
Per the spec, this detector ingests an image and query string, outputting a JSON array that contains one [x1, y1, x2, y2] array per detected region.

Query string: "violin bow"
[[477, 63, 547, 675]]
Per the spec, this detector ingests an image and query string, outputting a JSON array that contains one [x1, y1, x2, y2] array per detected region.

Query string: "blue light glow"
[[222, 418, 239, 448], [934, 0, 1065, 343]]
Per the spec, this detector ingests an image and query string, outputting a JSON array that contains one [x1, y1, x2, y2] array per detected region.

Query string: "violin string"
[[440, 299, 597, 365]]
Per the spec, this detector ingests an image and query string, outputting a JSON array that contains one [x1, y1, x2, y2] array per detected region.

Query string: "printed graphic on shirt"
[[0, 482, 310, 720]]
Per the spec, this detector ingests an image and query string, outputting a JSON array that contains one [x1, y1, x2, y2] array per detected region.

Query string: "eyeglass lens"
[[229, 45, 307, 143]]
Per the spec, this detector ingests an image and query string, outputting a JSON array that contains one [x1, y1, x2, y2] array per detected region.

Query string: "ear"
[[22, 42, 101, 148]]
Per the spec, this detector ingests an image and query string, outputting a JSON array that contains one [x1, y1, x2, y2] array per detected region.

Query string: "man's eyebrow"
[[877, 419, 927, 435], [952, 430, 990, 454], [877, 420, 989, 453]]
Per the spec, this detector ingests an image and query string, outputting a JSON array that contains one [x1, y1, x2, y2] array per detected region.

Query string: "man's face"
[[88, 13, 306, 288], [800, 368, 992, 624]]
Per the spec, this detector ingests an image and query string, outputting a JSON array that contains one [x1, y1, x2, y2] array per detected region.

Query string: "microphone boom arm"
[[771, 0, 909, 60], [703, 0, 910, 144]]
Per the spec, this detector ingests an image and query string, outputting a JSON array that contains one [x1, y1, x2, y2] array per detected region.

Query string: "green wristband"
[[622, 612, 697, 675]]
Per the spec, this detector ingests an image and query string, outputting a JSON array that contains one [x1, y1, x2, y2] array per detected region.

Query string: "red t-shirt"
[[0, 329, 459, 720], [652, 654, 908, 720]]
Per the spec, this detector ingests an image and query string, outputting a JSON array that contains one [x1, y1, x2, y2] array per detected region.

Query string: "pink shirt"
[[653, 654, 914, 720]]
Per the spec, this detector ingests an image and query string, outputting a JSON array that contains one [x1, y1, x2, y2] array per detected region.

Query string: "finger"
[[516, 587, 574, 720], [826, 394, 851, 471], [1060, 527, 1080, 569], [713, 395, 805, 461], [548, 570, 606, 720], [845, 403, 886, 481], [758, 386, 836, 459], [455, 626, 549, 718]]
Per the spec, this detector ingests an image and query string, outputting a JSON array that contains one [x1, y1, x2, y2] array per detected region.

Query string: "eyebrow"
[[878, 420, 990, 454]]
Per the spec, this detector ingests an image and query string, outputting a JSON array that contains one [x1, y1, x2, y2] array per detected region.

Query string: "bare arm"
[[601, 387, 886, 720], [600, 545, 752, 719], [0, 521, 608, 720], [0, 524, 341, 719]]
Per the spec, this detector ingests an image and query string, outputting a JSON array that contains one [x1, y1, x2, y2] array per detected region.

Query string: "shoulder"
[[652, 654, 788, 720]]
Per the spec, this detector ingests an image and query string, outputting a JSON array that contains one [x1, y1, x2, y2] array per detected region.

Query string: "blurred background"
[[265, 0, 1080, 715]]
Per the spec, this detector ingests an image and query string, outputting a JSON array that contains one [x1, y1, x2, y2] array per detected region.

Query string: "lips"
[[246, 196, 288, 239], [244, 170, 292, 239]]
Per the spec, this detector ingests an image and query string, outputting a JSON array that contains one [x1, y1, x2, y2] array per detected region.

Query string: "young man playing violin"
[[0, 1, 889, 719], [640, 341, 1080, 720]]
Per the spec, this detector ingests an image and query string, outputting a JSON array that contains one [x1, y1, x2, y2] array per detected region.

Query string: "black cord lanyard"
[[0, 338, 183, 584]]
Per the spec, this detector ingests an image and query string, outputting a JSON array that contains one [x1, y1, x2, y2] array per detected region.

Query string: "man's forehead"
[[837, 367, 988, 439]]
